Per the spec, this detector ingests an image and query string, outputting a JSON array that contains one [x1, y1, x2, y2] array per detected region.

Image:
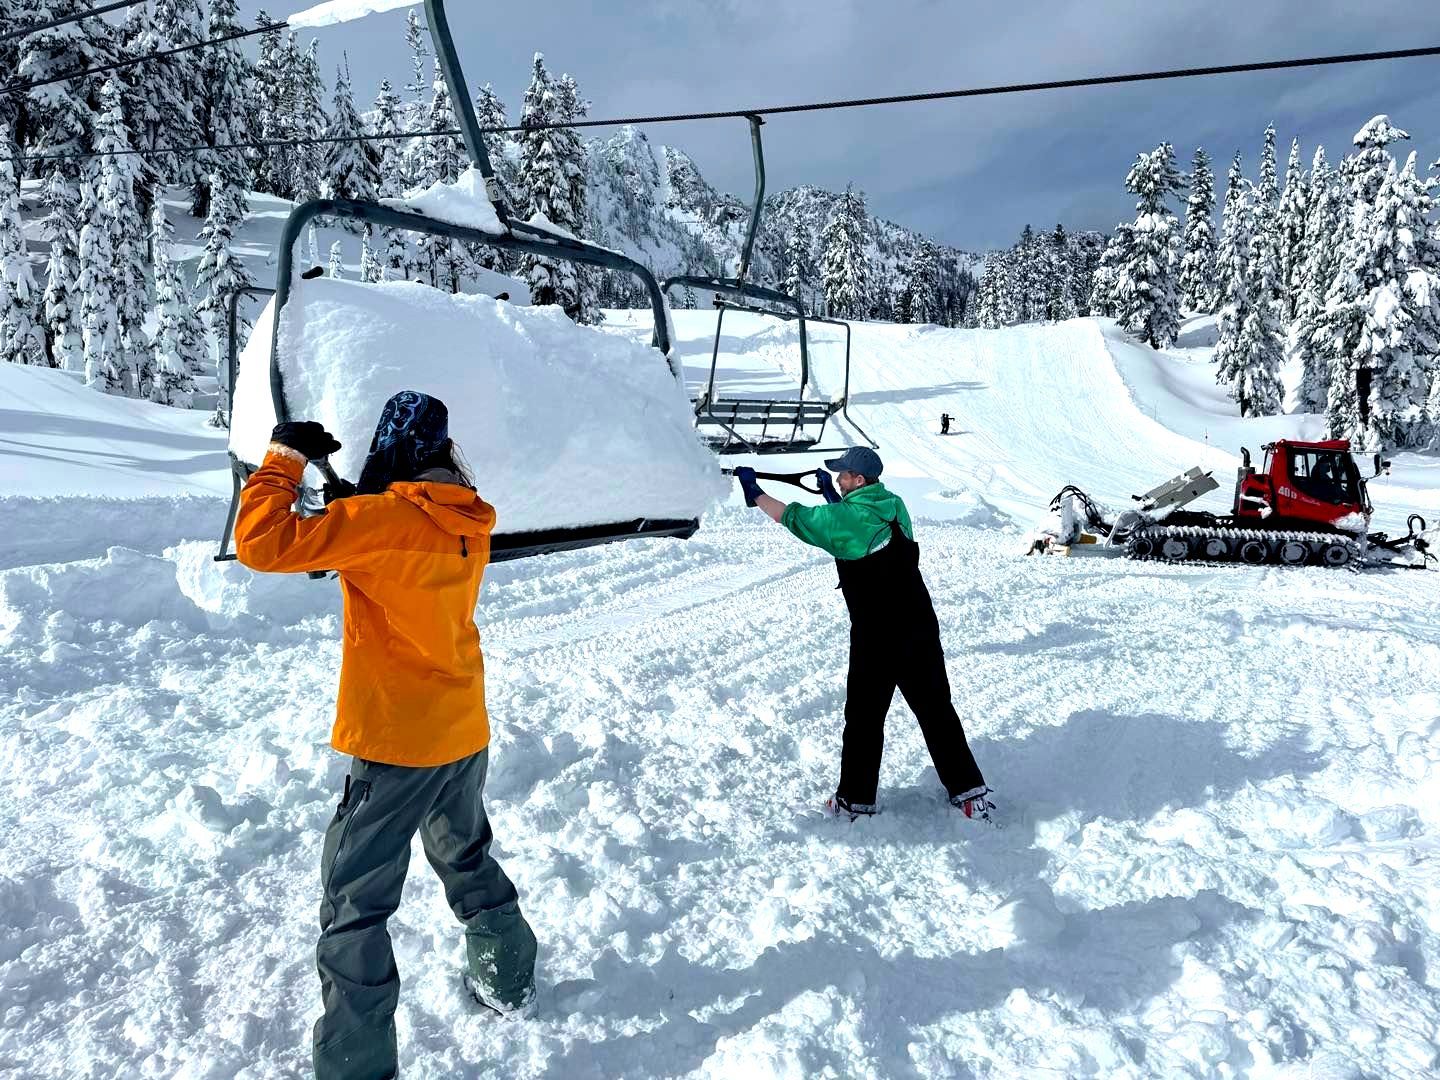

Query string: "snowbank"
[[230, 278, 726, 533]]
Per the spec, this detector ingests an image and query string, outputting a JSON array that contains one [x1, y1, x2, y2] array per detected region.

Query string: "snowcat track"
[[1125, 525, 1366, 572]]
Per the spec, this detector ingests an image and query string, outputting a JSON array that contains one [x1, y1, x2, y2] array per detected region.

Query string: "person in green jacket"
[[735, 448, 993, 821]]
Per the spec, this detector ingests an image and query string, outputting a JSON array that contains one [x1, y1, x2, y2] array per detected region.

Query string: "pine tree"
[[18, 0, 118, 160], [372, 78, 406, 197], [516, 54, 591, 318], [782, 223, 815, 310], [149, 202, 197, 407], [94, 79, 150, 396], [1323, 153, 1440, 448], [1214, 178, 1285, 417], [473, 82, 517, 202], [1115, 143, 1185, 347], [194, 183, 256, 380], [820, 185, 869, 319], [328, 239, 344, 279], [191, 0, 253, 219], [252, 12, 291, 196], [416, 57, 465, 291], [1088, 227, 1130, 318], [403, 9, 429, 126], [325, 62, 381, 205], [1276, 138, 1310, 322], [360, 227, 383, 283], [682, 284, 697, 310], [902, 238, 942, 324], [1317, 116, 1419, 446], [78, 183, 124, 393], [41, 166, 84, 370], [1040, 224, 1077, 321], [1291, 147, 1342, 413], [0, 129, 44, 365], [1178, 147, 1218, 312]]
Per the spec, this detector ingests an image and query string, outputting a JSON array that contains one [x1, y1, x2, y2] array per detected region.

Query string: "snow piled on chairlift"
[[229, 277, 726, 534], [287, 0, 418, 29], [381, 167, 506, 236]]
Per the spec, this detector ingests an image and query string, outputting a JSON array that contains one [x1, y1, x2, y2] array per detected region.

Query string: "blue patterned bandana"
[[357, 390, 450, 494]]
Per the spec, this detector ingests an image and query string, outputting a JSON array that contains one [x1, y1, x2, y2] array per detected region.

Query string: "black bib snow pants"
[[833, 519, 985, 805]]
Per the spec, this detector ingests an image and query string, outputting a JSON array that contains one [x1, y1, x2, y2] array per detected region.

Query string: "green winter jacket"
[[780, 482, 914, 561]]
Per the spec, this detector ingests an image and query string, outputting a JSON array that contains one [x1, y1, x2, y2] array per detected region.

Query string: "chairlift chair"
[[214, 0, 700, 566], [664, 115, 876, 456]]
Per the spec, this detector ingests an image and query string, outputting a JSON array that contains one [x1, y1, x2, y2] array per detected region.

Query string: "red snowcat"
[[1036, 439, 1432, 570]]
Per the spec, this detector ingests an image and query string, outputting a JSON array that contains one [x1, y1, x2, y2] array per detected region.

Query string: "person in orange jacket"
[[235, 390, 537, 1080]]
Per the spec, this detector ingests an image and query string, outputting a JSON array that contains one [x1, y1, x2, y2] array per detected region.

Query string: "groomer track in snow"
[[3, 314, 1440, 1077]]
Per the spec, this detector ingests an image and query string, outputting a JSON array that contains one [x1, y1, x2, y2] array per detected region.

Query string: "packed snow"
[[229, 278, 725, 533], [3, 312, 1439, 1078]]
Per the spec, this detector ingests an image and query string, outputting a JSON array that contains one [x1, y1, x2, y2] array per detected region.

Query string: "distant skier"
[[235, 391, 538, 1079], [940, 413, 952, 435], [734, 448, 993, 822]]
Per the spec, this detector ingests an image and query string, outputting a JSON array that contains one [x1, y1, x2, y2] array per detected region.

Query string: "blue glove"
[[735, 466, 763, 507], [816, 469, 841, 504]]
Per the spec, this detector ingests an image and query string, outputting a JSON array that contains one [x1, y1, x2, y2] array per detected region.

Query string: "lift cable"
[[16, 40, 1440, 167]]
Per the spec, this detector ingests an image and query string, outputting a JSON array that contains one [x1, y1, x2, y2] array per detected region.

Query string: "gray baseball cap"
[[823, 446, 883, 480]]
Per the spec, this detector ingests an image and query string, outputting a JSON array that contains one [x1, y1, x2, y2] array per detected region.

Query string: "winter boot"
[[949, 786, 995, 823], [825, 793, 879, 822], [463, 901, 538, 1018]]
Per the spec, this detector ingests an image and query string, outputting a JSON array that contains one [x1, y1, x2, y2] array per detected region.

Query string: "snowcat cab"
[[666, 116, 876, 455], [1233, 439, 1371, 534], [216, 0, 711, 567]]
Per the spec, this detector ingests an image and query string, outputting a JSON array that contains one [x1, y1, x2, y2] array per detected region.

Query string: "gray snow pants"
[[312, 748, 536, 1080]]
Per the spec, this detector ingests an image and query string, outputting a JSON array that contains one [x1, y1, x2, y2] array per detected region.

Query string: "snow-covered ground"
[[2, 313, 1439, 1078]]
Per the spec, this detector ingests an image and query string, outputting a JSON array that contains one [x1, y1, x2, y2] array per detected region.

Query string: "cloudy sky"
[[243, 0, 1440, 251]]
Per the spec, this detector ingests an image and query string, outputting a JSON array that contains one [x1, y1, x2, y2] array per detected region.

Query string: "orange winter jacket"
[[235, 448, 496, 767]]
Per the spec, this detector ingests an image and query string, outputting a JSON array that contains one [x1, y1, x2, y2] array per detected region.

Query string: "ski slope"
[[2, 315, 1439, 1079]]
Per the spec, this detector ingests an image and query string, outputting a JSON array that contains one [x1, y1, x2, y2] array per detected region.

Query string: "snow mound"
[[382, 167, 504, 235], [287, 0, 417, 29], [230, 278, 726, 533]]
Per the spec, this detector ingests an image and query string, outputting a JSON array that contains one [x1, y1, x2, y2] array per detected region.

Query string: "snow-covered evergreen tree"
[[1315, 116, 1425, 446], [782, 223, 815, 311], [372, 79, 406, 195], [41, 167, 84, 370], [415, 58, 464, 291], [1214, 176, 1285, 417], [1178, 147, 1218, 313], [192, 0, 253, 219], [18, 0, 117, 160], [1088, 227, 1130, 318], [0, 131, 43, 365], [1041, 224, 1078, 321], [1115, 143, 1185, 347], [288, 36, 330, 202], [1276, 138, 1310, 322], [821, 185, 869, 319], [325, 63, 381, 206], [403, 9, 429, 126], [94, 79, 150, 395], [328, 240, 344, 279], [193, 183, 255, 381], [149, 202, 197, 407], [902, 238, 942, 324], [1291, 147, 1342, 414], [78, 183, 125, 394], [252, 12, 291, 196], [516, 54, 591, 318], [360, 228, 383, 283]]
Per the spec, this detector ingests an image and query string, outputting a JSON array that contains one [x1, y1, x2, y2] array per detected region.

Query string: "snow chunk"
[[381, 167, 505, 236], [287, 0, 417, 29], [229, 278, 726, 534]]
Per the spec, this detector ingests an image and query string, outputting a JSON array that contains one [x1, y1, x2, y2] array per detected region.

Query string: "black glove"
[[734, 466, 763, 508], [271, 421, 342, 462], [323, 477, 357, 504], [816, 469, 841, 504]]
